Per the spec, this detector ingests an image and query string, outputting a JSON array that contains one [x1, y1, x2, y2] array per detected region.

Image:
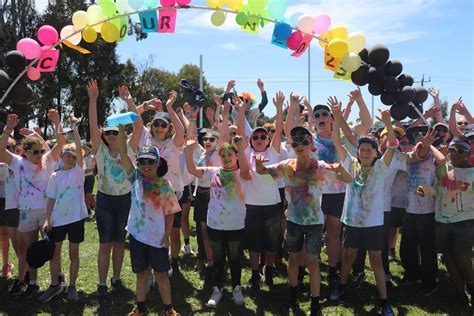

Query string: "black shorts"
[[96, 191, 131, 243], [436, 220, 474, 254], [244, 204, 281, 252], [279, 187, 287, 210], [283, 221, 323, 254], [342, 225, 384, 251], [193, 187, 210, 223], [321, 193, 345, 219], [390, 207, 405, 228], [84, 175, 95, 194], [49, 219, 85, 243], [0, 208, 19, 228], [129, 235, 170, 273], [179, 184, 194, 205]]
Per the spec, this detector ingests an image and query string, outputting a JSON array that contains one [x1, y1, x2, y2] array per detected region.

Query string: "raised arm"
[[216, 101, 231, 149], [206, 105, 216, 129], [70, 116, 83, 167], [184, 138, 204, 178], [47, 109, 67, 161], [234, 136, 251, 180], [87, 79, 101, 153], [329, 99, 348, 162], [303, 97, 316, 134], [166, 90, 185, 148], [213, 96, 222, 128], [271, 91, 284, 153], [118, 85, 144, 152], [428, 87, 446, 124], [377, 109, 396, 166], [184, 104, 199, 139], [19, 128, 50, 151], [328, 96, 357, 147], [257, 79, 268, 113], [235, 95, 248, 150], [0, 114, 19, 164], [117, 125, 133, 173], [449, 98, 464, 137], [284, 93, 300, 140], [342, 98, 353, 122], [349, 87, 372, 136]]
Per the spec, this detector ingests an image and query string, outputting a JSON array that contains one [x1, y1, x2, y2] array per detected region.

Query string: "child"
[[117, 125, 181, 316], [40, 116, 88, 302]]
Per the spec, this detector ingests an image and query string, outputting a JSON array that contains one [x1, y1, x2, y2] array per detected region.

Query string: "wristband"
[[189, 118, 197, 122], [3, 127, 12, 134], [385, 138, 399, 150]]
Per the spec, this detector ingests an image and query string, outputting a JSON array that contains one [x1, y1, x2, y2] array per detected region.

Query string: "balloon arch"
[[2, 0, 428, 121]]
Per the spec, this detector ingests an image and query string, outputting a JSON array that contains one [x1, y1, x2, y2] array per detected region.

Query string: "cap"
[[102, 121, 119, 132], [434, 122, 449, 132], [449, 137, 470, 151], [153, 112, 171, 124], [463, 124, 474, 138], [406, 125, 443, 148], [358, 136, 379, 149], [26, 236, 55, 269], [380, 126, 405, 138], [251, 127, 269, 135], [290, 126, 312, 138], [313, 104, 331, 114], [137, 146, 161, 160]]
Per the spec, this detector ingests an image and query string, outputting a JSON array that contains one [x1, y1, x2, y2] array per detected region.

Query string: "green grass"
[[0, 213, 473, 315]]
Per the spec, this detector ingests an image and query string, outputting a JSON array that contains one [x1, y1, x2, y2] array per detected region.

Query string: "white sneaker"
[[182, 244, 194, 255], [232, 285, 244, 305], [207, 286, 222, 307]]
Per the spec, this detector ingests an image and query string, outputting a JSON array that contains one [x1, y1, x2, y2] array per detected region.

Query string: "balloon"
[[82, 27, 98, 43], [341, 53, 361, 72], [414, 86, 428, 104], [384, 60, 403, 77], [286, 31, 303, 50], [327, 38, 348, 59], [348, 32, 366, 53], [274, 23, 292, 41], [211, 10, 226, 26], [313, 14, 331, 34], [0, 70, 10, 90], [290, 12, 304, 27], [129, 0, 145, 9], [368, 67, 384, 85], [399, 86, 416, 103], [268, 0, 287, 20], [101, 22, 119, 43], [408, 102, 423, 119], [359, 48, 369, 63], [248, 0, 268, 13], [87, 5, 105, 32], [16, 38, 42, 60], [329, 25, 348, 41], [27, 67, 40, 81], [144, 0, 159, 7], [318, 31, 331, 48], [160, 0, 175, 5], [72, 11, 89, 29], [384, 76, 400, 93], [5, 50, 26, 71], [60, 25, 82, 45], [226, 0, 243, 11], [380, 92, 396, 106], [37, 25, 58, 46], [98, 0, 117, 17], [298, 15, 314, 34], [398, 74, 414, 87], [206, 0, 224, 8], [390, 102, 409, 121], [368, 44, 390, 67], [177, 0, 191, 4], [351, 65, 369, 86], [116, 0, 131, 13], [235, 12, 248, 25], [368, 82, 383, 96], [10, 82, 33, 104]]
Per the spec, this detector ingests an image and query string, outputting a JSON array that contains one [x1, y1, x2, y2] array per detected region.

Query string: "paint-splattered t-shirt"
[[342, 156, 389, 228], [126, 169, 181, 248], [391, 170, 408, 209], [10, 153, 56, 210], [46, 164, 88, 227], [195, 147, 221, 188], [266, 158, 330, 226], [433, 163, 474, 223], [406, 151, 436, 214], [382, 151, 407, 212], [95, 142, 133, 196], [0, 163, 18, 210], [201, 167, 247, 230]]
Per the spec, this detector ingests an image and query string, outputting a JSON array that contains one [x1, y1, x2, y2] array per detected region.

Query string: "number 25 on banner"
[[324, 47, 340, 72], [334, 64, 351, 81]]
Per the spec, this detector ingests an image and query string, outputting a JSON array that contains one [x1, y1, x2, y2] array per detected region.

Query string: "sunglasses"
[[28, 149, 46, 156], [449, 147, 469, 155], [291, 136, 311, 147], [104, 130, 118, 136], [230, 131, 237, 137], [314, 111, 330, 119], [436, 128, 449, 134], [457, 121, 469, 126], [252, 134, 269, 141], [137, 158, 157, 166], [153, 121, 169, 129], [203, 137, 217, 143]]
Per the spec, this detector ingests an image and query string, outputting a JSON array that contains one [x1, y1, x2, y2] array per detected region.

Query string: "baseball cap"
[[251, 127, 269, 135], [153, 112, 171, 124], [448, 137, 470, 151], [463, 124, 474, 138], [290, 126, 312, 138], [26, 235, 55, 269], [313, 104, 331, 114], [380, 126, 405, 138], [102, 121, 119, 132], [136, 146, 168, 177]]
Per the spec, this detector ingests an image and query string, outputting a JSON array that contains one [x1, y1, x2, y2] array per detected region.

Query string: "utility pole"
[[308, 45, 311, 103], [415, 74, 431, 107], [199, 55, 203, 128]]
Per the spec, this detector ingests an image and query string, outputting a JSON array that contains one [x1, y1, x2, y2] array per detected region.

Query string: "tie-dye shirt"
[[391, 170, 408, 209], [95, 143, 133, 196], [267, 158, 331, 225], [46, 164, 88, 227], [10, 153, 57, 210], [342, 156, 389, 227], [201, 167, 247, 230], [382, 151, 407, 212], [126, 169, 181, 248], [432, 163, 474, 224], [195, 148, 221, 188], [406, 151, 436, 214], [0, 163, 18, 210]]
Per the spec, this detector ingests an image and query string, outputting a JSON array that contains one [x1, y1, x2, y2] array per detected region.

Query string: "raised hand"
[[375, 109, 391, 125], [214, 95, 222, 106], [144, 98, 162, 112], [451, 97, 463, 112], [290, 92, 300, 107], [185, 137, 197, 150], [420, 128, 438, 148], [118, 85, 133, 103], [233, 95, 245, 112], [428, 87, 439, 100], [347, 86, 362, 102], [327, 96, 342, 115], [326, 162, 343, 173], [6, 114, 19, 130], [87, 79, 99, 100], [19, 128, 34, 137], [425, 104, 441, 118], [166, 90, 177, 108], [70, 115, 78, 126], [257, 78, 265, 92], [226, 80, 236, 92], [273, 91, 285, 108], [303, 97, 312, 109], [47, 109, 61, 124]]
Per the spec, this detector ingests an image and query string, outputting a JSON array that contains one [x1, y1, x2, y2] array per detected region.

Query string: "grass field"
[[0, 213, 473, 315]]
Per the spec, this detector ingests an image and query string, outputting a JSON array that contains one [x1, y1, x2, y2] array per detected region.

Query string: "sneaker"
[[329, 284, 346, 301], [23, 283, 40, 298], [111, 278, 126, 294], [128, 308, 145, 316], [10, 279, 27, 295], [381, 302, 395, 316], [264, 266, 274, 287], [67, 286, 79, 301], [448, 293, 469, 306], [182, 244, 194, 255], [310, 300, 322, 316], [422, 285, 437, 296], [39, 284, 64, 303], [288, 287, 298, 310], [351, 272, 366, 288], [2, 263, 13, 278], [207, 286, 223, 307], [232, 285, 244, 305], [95, 284, 108, 299], [398, 277, 421, 286], [164, 309, 180, 316], [250, 273, 262, 291]]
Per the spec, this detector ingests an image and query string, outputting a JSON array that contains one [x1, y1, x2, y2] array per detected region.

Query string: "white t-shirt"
[[382, 151, 407, 212], [0, 164, 5, 199], [342, 156, 389, 228], [10, 153, 57, 210], [46, 165, 88, 227], [1, 163, 18, 210], [195, 148, 221, 188], [84, 155, 95, 177], [95, 142, 133, 196], [313, 135, 347, 194], [406, 152, 436, 214], [391, 170, 408, 209], [201, 167, 247, 231], [242, 146, 281, 206], [126, 169, 181, 248]]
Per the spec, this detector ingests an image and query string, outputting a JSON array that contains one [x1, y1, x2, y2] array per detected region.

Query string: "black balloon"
[[381, 92, 396, 106], [0, 70, 9, 91], [408, 102, 423, 119], [368, 44, 390, 67], [399, 86, 416, 103], [414, 86, 429, 104], [368, 82, 384, 96], [390, 102, 410, 121], [398, 74, 414, 87], [351, 65, 369, 86], [368, 67, 385, 85], [359, 48, 369, 63], [384, 76, 400, 93], [384, 60, 403, 77], [10, 82, 33, 104], [5, 50, 27, 71]]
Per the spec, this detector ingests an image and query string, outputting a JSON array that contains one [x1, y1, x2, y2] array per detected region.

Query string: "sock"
[[380, 298, 388, 307], [328, 266, 337, 277], [310, 296, 320, 309], [98, 282, 107, 286], [184, 238, 190, 245], [111, 276, 120, 282], [163, 304, 173, 312], [265, 265, 274, 275], [252, 269, 260, 280], [29, 280, 37, 285], [137, 301, 147, 313], [289, 286, 298, 304], [298, 266, 306, 281]]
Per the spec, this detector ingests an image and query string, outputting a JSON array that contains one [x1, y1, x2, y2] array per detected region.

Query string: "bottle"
[[106, 112, 139, 127]]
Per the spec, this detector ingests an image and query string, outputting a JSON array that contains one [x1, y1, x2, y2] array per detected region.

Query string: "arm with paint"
[[271, 91, 284, 154], [234, 136, 251, 180], [87, 79, 101, 153], [331, 102, 348, 163], [70, 116, 83, 168], [166, 90, 185, 148], [117, 125, 133, 174], [184, 138, 204, 178], [378, 109, 396, 166], [328, 96, 357, 148], [0, 114, 19, 165]]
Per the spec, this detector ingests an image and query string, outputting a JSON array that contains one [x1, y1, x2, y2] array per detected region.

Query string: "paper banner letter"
[[271, 25, 288, 49], [291, 35, 313, 57], [139, 10, 158, 33], [324, 47, 340, 71], [158, 9, 177, 33], [37, 49, 60, 72], [242, 17, 259, 34]]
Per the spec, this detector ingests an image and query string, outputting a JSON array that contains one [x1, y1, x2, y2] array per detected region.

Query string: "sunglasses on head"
[[203, 137, 217, 143], [137, 158, 157, 166], [252, 134, 268, 141], [28, 149, 46, 156], [153, 121, 169, 129], [449, 147, 469, 155], [314, 111, 330, 119], [104, 130, 118, 136], [457, 121, 469, 126]]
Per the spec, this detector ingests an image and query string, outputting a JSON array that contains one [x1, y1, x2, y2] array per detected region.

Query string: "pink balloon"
[[37, 25, 59, 46], [176, 0, 191, 4], [287, 31, 303, 50], [313, 14, 331, 34], [160, 0, 175, 5], [27, 67, 41, 81], [16, 38, 42, 60]]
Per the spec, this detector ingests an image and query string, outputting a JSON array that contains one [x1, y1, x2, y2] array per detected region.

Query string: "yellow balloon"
[[341, 53, 362, 72], [330, 25, 348, 41], [206, 0, 225, 8], [318, 31, 332, 48], [72, 11, 88, 29], [101, 22, 119, 43], [328, 38, 348, 59], [226, 0, 243, 11], [211, 10, 226, 26], [348, 32, 366, 53], [82, 27, 97, 43]]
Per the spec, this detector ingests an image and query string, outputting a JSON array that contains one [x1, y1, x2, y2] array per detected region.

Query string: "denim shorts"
[[283, 221, 323, 255], [244, 204, 281, 252], [436, 220, 474, 254], [96, 191, 131, 243], [129, 235, 170, 273]]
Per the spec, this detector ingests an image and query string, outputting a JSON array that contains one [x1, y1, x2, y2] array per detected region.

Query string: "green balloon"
[[98, 0, 116, 17], [235, 12, 248, 25]]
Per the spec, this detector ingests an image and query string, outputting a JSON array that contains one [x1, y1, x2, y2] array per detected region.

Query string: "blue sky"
[[37, 0, 473, 122]]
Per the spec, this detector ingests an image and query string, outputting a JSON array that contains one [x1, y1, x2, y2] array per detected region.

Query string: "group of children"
[[0, 79, 472, 316]]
